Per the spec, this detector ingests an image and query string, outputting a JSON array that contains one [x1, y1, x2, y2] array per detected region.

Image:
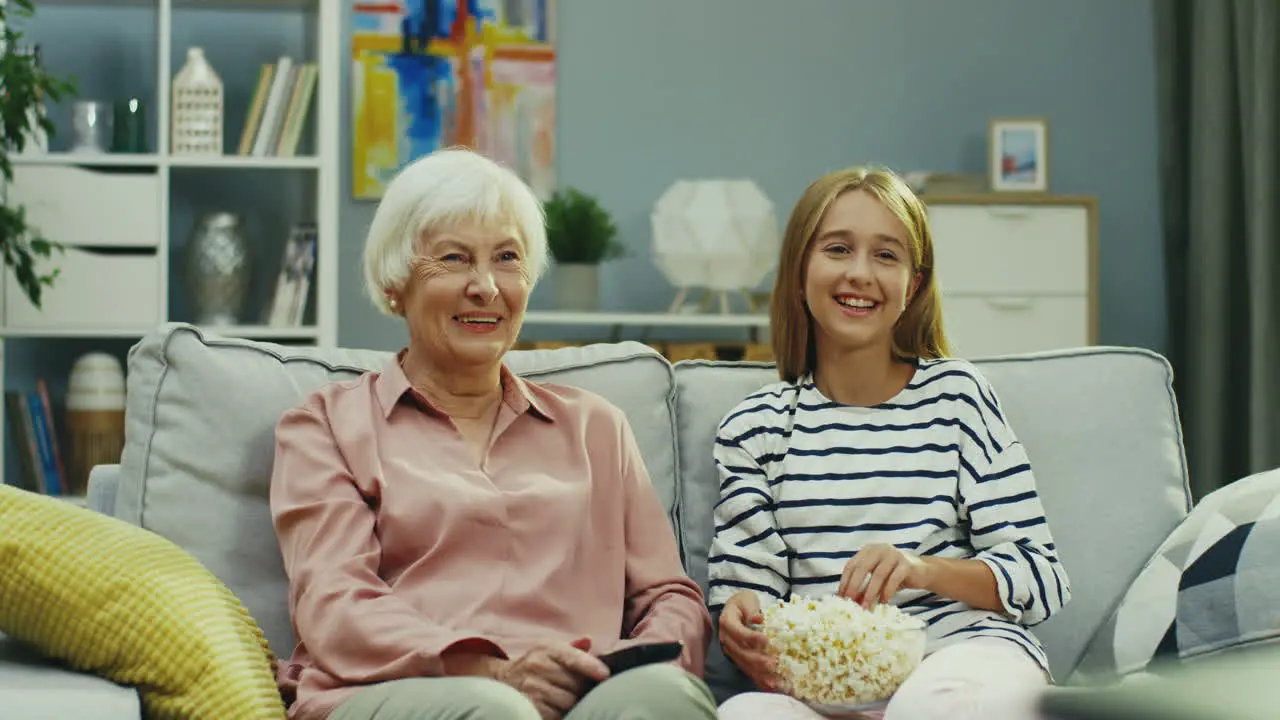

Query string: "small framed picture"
[[989, 117, 1049, 192]]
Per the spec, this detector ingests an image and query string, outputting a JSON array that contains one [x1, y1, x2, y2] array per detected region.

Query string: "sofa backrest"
[[673, 347, 1192, 682], [115, 324, 1192, 687], [116, 324, 680, 660]]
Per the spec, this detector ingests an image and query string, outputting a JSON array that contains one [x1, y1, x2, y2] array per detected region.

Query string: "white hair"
[[362, 147, 549, 315]]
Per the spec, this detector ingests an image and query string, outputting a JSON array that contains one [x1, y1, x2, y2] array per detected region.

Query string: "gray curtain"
[[1155, 0, 1280, 500]]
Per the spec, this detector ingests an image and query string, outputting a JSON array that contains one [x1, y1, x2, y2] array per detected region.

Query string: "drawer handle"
[[985, 206, 1033, 219], [986, 297, 1034, 311]]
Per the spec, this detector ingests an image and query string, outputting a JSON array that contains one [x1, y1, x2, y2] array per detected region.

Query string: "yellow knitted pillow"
[[0, 486, 286, 719]]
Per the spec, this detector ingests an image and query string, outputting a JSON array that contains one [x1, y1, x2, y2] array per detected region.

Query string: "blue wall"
[[4, 0, 1166, 485], [339, 0, 1166, 353], [15, 0, 1167, 353]]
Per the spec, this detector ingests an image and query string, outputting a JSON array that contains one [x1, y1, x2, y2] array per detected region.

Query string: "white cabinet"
[[9, 165, 161, 248], [924, 196, 1098, 359], [4, 165, 164, 331], [4, 247, 162, 331]]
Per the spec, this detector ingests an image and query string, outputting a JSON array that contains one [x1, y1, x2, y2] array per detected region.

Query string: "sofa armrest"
[[1073, 467, 1280, 682], [1043, 643, 1280, 719], [87, 464, 121, 518], [0, 633, 140, 719]]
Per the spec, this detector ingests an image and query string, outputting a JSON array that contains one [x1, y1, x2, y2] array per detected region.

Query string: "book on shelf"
[[5, 379, 66, 496], [262, 223, 317, 327], [237, 57, 319, 157]]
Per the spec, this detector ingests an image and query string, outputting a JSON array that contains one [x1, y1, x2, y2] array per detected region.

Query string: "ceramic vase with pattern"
[[185, 212, 251, 326]]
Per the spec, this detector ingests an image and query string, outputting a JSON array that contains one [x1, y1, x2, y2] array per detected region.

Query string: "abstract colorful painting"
[[351, 1, 557, 200]]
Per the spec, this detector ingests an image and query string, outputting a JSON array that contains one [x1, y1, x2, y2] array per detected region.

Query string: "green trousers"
[[329, 664, 717, 720]]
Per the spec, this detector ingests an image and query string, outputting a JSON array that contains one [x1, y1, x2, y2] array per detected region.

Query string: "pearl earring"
[[388, 298, 398, 310]]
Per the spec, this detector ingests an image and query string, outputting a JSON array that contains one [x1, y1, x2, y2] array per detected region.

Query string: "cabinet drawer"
[[943, 295, 1090, 359], [9, 165, 160, 248], [927, 204, 1089, 295], [4, 247, 161, 330]]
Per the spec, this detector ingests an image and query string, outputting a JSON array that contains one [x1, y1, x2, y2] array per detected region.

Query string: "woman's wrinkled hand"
[[837, 543, 933, 608], [718, 590, 778, 691], [494, 638, 611, 720]]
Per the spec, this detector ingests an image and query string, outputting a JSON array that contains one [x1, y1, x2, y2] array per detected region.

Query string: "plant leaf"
[[544, 187, 625, 265], [0, 0, 76, 308]]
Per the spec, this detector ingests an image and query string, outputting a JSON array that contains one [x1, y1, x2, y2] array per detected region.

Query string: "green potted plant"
[[543, 186, 625, 311], [0, 0, 75, 309]]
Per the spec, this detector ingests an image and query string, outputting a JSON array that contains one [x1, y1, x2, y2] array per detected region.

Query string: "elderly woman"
[[269, 148, 715, 720]]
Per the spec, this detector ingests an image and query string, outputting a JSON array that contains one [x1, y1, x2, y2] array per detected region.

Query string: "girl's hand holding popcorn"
[[837, 543, 934, 608], [758, 594, 928, 707], [718, 590, 778, 691]]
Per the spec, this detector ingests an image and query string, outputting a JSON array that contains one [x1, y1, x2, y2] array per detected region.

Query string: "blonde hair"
[[770, 166, 950, 382], [362, 147, 549, 315]]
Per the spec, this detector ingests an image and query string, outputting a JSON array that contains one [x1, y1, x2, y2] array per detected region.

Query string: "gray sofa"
[[0, 322, 1251, 717]]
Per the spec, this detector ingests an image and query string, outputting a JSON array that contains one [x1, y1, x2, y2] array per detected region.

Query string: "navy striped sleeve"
[[958, 372, 1071, 627], [705, 403, 792, 610]]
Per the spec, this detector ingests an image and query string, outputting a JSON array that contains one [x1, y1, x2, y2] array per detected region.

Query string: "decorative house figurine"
[[65, 352, 126, 497], [171, 47, 223, 155]]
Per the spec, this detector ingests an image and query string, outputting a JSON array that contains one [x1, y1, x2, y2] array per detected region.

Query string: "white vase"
[[552, 263, 600, 311], [171, 47, 224, 155]]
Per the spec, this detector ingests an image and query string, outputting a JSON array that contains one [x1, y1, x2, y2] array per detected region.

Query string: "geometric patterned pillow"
[[1072, 467, 1280, 682], [0, 485, 286, 719]]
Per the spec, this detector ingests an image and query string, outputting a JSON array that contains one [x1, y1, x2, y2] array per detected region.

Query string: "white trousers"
[[717, 638, 1049, 720]]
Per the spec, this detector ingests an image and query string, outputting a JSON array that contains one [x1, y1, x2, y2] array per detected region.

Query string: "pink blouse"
[[269, 354, 711, 719]]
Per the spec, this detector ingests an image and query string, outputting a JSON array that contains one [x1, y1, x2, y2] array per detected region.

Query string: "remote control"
[[596, 641, 684, 675]]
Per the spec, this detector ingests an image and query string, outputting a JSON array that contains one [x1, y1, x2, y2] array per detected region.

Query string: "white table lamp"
[[651, 179, 779, 313]]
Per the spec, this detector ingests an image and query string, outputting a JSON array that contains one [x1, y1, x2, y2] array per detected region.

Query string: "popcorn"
[[760, 594, 926, 706]]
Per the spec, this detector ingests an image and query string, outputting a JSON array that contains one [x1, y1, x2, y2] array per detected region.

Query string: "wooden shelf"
[[173, 0, 320, 9], [11, 153, 320, 170], [522, 311, 769, 328], [203, 325, 319, 339], [11, 153, 160, 167], [168, 155, 321, 169], [0, 324, 319, 340], [0, 326, 152, 339], [38, 0, 319, 7], [36, 0, 154, 6]]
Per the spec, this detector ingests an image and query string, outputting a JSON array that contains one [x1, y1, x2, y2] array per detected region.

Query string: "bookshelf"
[[0, 0, 340, 494]]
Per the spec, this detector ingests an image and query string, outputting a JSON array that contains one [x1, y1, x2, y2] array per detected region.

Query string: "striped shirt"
[[706, 358, 1071, 676]]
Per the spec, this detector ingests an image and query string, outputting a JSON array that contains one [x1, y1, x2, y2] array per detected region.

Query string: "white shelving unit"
[[0, 0, 340, 486], [3, 0, 339, 346]]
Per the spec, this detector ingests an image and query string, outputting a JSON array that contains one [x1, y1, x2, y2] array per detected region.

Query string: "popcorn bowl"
[[760, 595, 927, 711]]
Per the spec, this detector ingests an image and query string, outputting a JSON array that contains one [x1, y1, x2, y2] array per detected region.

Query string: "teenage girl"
[[709, 167, 1071, 720]]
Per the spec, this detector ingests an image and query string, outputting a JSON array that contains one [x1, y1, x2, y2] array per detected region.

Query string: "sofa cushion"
[[116, 323, 678, 662], [672, 347, 1191, 684], [0, 634, 141, 720], [0, 486, 284, 719], [1073, 467, 1280, 681]]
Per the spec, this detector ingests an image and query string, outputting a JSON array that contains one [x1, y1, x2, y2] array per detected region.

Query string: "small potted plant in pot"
[[544, 187, 625, 311]]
